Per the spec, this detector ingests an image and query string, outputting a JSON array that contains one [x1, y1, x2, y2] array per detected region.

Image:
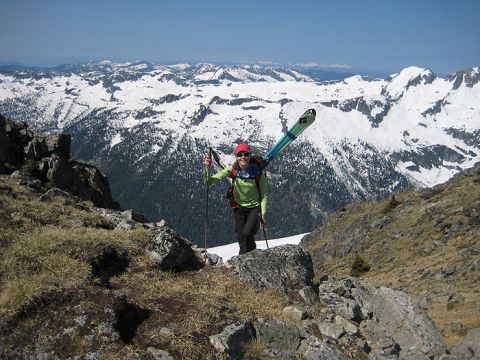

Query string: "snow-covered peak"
[[447, 67, 480, 89], [384, 66, 435, 98]]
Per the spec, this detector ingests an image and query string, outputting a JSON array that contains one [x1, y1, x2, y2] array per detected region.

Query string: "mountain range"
[[0, 61, 478, 246]]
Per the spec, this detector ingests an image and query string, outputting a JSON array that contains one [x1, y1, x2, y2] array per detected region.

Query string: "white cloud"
[[296, 63, 353, 70], [297, 62, 319, 68], [258, 60, 277, 65]]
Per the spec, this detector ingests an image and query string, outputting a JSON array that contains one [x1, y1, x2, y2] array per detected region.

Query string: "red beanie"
[[234, 143, 251, 155]]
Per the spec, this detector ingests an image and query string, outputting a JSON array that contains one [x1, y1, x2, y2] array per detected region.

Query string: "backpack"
[[226, 155, 267, 208]]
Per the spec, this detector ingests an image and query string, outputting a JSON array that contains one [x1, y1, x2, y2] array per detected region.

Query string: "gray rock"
[[283, 305, 307, 321], [317, 291, 362, 321], [298, 335, 349, 360], [40, 187, 75, 202], [146, 225, 202, 271], [70, 219, 86, 227], [299, 286, 318, 304], [334, 315, 358, 335], [318, 321, 345, 339], [451, 327, 480, 359], [18, 175, 43, 191], [398, 348, 430, 359], [209, 321, 255, 360], [254, 318, 301, 354], [146, 347, 175, 360], [319, 275, 448, 358], [159, 327, 174, 336], [366, 286, 447, 357], [361, 319, 400, 357], [227, 244, 314, 293], [114, 219, 137, 231], [121, 209, 147, 223]]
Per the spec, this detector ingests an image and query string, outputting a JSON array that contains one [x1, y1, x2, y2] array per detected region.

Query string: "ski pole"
[[262, 222, 269, 249], [204, 147, 212, 257]]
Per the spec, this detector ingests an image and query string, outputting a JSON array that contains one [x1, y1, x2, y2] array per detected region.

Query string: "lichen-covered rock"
[[227, 244, 314, 293], [254, 318, 301, 357], [299, 285, 318, 304], [146, 223, 203, 271], [209, 321, 255, 360], [298, 335, 349, 360], [318, 321, 345, 340], [283, 304, 308, 321], [317, 275, 448, 358]]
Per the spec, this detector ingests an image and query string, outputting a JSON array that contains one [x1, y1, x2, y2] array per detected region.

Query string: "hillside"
[[1, 118, 479, 359], [301, 162, 480, 347]]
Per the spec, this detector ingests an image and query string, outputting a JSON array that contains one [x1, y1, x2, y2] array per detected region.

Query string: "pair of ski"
[[204, 108, 317, 251], [210, 108, 316, 168]]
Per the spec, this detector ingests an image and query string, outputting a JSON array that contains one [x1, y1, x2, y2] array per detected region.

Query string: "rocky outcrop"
[[227, 244, 314, 293], [0, 113, 119, 209], [316, 275, 447, 359]]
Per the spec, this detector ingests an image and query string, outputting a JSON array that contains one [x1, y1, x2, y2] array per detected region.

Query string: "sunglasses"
[[236, 152, 250, 158]]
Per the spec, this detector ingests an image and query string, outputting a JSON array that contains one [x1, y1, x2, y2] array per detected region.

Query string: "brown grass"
[[0, 177, 293, 359]]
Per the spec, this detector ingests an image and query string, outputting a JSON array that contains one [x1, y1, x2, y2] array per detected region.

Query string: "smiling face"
[[236, 151, 251, 169]]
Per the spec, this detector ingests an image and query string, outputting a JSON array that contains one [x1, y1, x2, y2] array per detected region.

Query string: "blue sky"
[[0, 0, 479, 74]]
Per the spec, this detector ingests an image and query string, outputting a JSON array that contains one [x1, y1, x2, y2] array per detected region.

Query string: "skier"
[[204, 143, 267, 255]]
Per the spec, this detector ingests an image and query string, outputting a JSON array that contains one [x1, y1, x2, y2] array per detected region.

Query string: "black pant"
[[234, 206, 261, 255]]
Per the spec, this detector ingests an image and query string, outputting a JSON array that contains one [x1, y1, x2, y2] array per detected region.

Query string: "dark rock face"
[[0, 113, 119, 209], [227, 244, 314, 293]]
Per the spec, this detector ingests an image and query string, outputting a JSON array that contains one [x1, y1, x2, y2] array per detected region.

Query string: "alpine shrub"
[[380, 195, 401, 214], [351, 255, 371, 277]]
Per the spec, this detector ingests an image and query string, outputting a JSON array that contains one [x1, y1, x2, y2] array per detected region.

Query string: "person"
[[204, 143, 267, 255]]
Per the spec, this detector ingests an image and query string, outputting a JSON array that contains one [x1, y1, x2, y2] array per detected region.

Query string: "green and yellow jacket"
[[205, 163, 268, 218]]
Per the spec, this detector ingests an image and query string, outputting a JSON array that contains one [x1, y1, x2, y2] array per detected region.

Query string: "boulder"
[[121, 209, 148, 223], [317, 275, 448, 358], [283, 305, 308, 321], [146, 224, 202, 271], [70, 161, 120, 209], [451, 327, 480, 359], [40, 188, 76, 202], [318, 321, 345, 340], [298, 335, 349, 360], [209, 321, 255, 360], [365, 286, 447, 358], [227, 244, 314, 293], [254, 318, 301, 356], [299, 285, 318, 304]]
